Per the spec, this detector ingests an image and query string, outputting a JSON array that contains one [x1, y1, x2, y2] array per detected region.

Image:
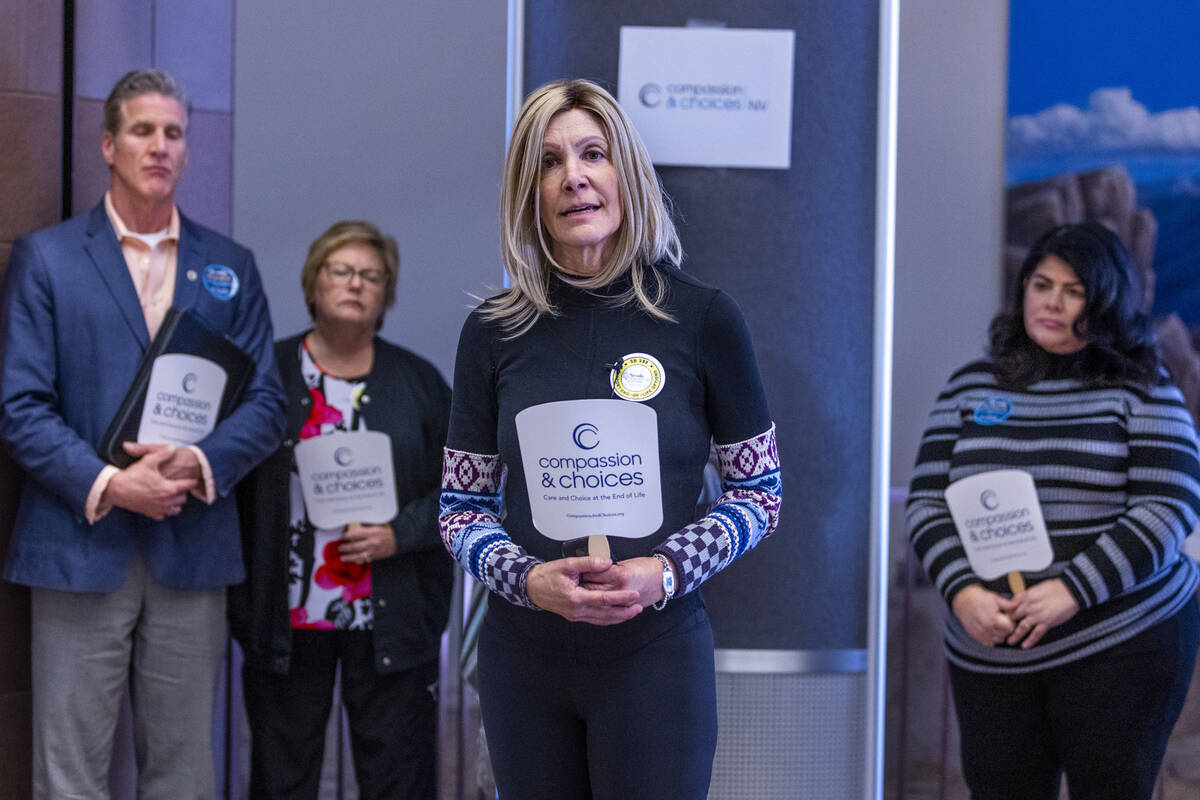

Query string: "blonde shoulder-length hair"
[[482, 79, 683, 337]]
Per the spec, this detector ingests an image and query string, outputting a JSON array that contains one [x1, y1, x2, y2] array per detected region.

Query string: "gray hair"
[[103, 69, 192, 135]]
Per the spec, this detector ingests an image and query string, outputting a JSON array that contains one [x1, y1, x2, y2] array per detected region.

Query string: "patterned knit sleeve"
[[1058, 382, 1200, 609], [653, 290, 780, 595], [440, 449, 541, 609], [906, 368, 980, 605], [654, 425, 781, 596], [438, 310, 543, 609]]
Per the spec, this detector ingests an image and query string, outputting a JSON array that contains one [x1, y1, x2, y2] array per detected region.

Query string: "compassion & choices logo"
[[637, 81, 770, 112], [538, 420, 645, 490], [572, 422, 599, 450]]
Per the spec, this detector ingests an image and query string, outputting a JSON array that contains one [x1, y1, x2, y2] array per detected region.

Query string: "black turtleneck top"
[[439, 265, 781, 655]]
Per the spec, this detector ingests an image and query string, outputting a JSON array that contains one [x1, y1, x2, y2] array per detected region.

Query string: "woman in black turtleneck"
[[438, 79, 781, 800]]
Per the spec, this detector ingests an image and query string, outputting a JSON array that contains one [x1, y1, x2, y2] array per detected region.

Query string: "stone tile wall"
[[0, 1, 63, 795]]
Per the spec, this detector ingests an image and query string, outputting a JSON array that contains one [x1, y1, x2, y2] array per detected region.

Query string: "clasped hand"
[[952, 580, 1079, 649], [338, 523, 397, 565], [102, 442, 199, 520], [526, 556, 665, 626]]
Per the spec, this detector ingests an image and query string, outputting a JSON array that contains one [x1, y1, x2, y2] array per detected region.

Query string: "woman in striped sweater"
[[907, 221, 1200, 800]]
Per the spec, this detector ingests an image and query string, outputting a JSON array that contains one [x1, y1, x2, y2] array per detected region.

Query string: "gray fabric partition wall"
[[524, 1, 878, 653]]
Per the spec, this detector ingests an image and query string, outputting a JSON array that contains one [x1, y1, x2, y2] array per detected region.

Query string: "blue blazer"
[[0, 202, 287, 592]]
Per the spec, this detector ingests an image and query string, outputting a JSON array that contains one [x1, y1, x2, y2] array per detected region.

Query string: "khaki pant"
[[31, 552, 226, 800]]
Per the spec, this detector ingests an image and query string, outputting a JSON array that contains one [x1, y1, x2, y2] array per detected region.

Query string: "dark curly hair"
[[988, 221, 1158, 389]]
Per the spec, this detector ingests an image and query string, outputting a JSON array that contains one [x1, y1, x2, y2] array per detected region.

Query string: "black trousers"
[[242, 629, 438, 800], [478, 605, 718, 800], [949, 596, 1200, 800]]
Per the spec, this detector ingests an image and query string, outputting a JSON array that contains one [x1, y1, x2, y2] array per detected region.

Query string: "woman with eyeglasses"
[[230, 220, 453, 798]]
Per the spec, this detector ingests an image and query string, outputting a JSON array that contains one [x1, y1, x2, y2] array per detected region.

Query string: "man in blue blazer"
[[0, 69, 285, 798]]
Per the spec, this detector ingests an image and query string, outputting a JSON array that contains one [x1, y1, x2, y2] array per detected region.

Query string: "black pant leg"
[[947, 662, 1061, 800], [477, 616, 591, 800], [1049, 598, 1200, 800], [582, 607, 718, 800], [242, 629, 339, 800], [478, 605, 717, 800], [336, 630, 439, 800]]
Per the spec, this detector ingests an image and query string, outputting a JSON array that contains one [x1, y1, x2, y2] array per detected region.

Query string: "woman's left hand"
[[338, 523, 397, 564], [1007, 578, 1080, 648], [581, 557, 668, 610]]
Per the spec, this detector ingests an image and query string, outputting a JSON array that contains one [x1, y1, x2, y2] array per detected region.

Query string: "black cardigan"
[[230, 332, 453, 674]]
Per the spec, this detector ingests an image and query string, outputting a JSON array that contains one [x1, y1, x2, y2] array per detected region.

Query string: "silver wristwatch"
[[652, 553, 675, 611]]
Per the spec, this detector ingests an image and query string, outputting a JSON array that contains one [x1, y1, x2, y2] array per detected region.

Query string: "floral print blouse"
[[287, 340, 374, 630]]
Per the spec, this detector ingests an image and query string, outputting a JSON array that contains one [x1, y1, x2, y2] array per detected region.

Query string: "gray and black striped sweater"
[[907, 359, 1200, 674]]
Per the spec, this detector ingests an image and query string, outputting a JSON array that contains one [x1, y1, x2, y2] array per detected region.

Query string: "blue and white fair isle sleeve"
[[439, 448, 542, 609], [656, 425, 782, 596]]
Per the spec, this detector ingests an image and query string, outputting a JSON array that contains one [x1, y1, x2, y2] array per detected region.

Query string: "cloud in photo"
[[1008, 88, 1200, 156]]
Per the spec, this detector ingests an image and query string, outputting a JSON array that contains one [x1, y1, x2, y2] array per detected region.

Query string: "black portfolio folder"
[[99, 307, 255, 467]]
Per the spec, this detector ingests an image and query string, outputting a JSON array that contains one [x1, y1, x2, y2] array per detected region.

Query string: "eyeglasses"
[[323, 261, 386, 286]]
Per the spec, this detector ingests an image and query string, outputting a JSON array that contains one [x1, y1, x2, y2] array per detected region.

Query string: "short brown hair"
[[300, 220, 399, 330], [103, 69, 191, 135]]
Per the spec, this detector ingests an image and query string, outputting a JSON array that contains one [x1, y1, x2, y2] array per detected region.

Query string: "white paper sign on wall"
[[618, 26, 795, 169]]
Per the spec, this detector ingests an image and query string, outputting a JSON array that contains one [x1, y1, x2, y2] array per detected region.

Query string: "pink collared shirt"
[[105, 191, 179, 338], [85, 193, 215, 522]]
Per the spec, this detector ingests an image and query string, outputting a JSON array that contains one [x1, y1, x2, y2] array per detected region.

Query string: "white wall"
[[892, 0, 1009, 487], [232, 1, 509, 377]]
